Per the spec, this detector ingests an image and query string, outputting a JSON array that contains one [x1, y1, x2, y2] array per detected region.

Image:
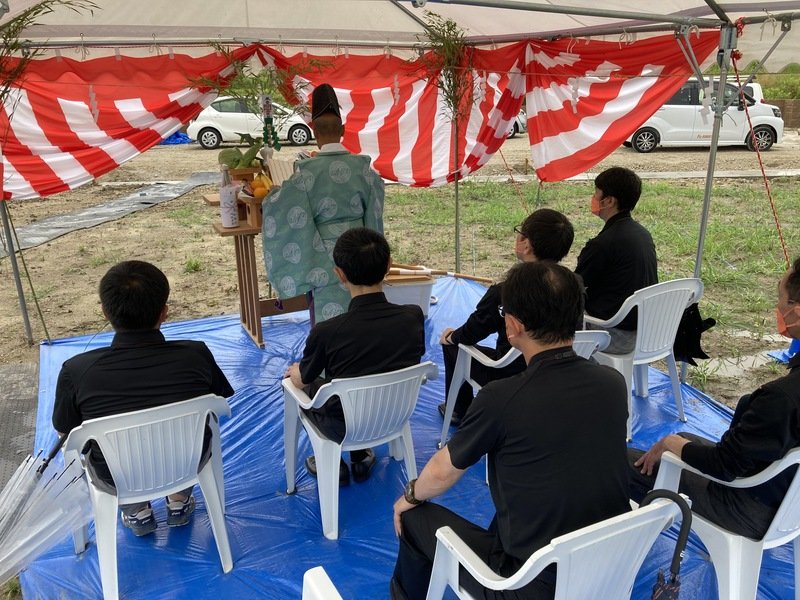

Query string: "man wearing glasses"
[[391, 262, 630, 599], [437, 209, 574, 426]]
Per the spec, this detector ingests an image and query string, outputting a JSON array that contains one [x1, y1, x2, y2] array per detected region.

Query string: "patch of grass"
[[184, 257, 202, 273], [168, 205, 205, 227], [1, 577, 21, 600]]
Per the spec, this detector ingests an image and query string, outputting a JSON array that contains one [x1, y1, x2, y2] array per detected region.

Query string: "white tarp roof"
[[3, 0, 800, 68]]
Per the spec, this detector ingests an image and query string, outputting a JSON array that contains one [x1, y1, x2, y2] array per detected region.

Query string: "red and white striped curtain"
[[0, 33, 718, 200]]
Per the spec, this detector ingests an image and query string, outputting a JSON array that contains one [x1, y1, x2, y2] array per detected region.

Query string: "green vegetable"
[[237, 144, 263, 168], [218, 148, 242, 168]]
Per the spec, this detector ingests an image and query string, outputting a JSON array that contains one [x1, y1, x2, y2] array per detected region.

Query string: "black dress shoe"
[[305, 455, 350, 486], [437, 402, 462, 427], [351, 449, 376, 483]]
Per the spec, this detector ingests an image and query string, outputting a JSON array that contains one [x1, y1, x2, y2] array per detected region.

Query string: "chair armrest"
[[434, 526, 550, 591], [583, 293, 640, 330], [281, 377, 318, 410], [654, 449, 800, 491], [459, 344, 521, 369]]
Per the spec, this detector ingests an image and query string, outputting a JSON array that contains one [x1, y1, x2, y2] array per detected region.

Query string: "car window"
[[213, 99, 244, 113], [666, 84, 694, 106], [273, 104, 288, 117]]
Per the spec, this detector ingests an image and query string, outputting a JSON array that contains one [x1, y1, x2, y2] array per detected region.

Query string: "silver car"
[[187, 96, 314, 149]]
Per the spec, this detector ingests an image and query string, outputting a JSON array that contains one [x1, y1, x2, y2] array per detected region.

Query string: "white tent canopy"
[[2, 0, 799, 69]]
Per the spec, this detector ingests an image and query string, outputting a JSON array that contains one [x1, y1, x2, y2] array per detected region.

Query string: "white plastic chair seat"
[[425, 498, 682, 599], [302, 566, 344, 600], [655, 448, 800, 600], [283, 361, 438, 540], [64, 394, 233, 600], [584, 278, 704, 440], [439, 330, 611, 448]]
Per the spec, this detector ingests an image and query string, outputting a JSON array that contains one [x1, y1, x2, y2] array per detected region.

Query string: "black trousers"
[[301, 378, 368, 463], [392, 503, 555, 600], [442, 344, 526, 417], [628, 433, 776, 539]]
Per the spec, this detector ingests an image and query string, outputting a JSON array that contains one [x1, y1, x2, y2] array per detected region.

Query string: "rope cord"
[[496, 146, 535, 213], [731, 51, 790, 269], [5, 205, 52, 343]]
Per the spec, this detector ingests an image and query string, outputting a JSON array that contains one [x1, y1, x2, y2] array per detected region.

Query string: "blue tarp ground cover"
[[23, 277, 795, 599]]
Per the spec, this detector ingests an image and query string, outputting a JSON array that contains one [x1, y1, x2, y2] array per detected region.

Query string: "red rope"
[[731, 55, 791, 269]]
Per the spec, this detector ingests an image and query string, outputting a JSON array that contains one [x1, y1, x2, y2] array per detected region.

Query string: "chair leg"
[[666, 353, 686, 422], [699, 528, 764, 600], [425, 537, 459, 600], [794, 536, 800, 600], [210, 414, 226, 509], [398, 424, 417, 480], [633, 364, 649, 398], [72, 523, 89, 554], [198, 462, 234, 573], [619, 360, 634, 441], [313, 441, 343, 540], [284, 390, 301, 494], [439, 350, 470, 449], [91, 490, 120, 600]]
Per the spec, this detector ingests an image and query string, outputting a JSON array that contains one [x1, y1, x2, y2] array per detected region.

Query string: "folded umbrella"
[[640, 489, 693, 600], [0, 435, 92, 586]]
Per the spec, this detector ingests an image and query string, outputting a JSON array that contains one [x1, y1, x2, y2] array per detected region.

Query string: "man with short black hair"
[[262, 83, 385, 324], [630, 258, 800, 539], [576, 166, 657, 354], [285, 227, 425, 485], [438, 208, 574, 424], [52, 260, 234, 536], [391, 261, 630, 600]]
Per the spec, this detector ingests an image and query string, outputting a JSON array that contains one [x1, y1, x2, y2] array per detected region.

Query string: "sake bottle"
[[219, 164, 239, 228]]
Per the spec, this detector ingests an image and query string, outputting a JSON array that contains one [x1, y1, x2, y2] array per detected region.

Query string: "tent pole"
[[454, 123, 461, 273], [0, 200, 33, 345], [693, 25, 736, 280]]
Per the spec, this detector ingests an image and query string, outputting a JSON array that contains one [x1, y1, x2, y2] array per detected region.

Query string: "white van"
[[626, 78, 783, 152]]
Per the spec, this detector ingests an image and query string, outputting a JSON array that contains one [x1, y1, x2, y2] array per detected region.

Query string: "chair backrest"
[[315, 362, 437, 446], [502, 501, 680, 598], [572, 330, 611, 359], [632, 278, 704, 362], [761, 447, 800, 548], [64, 394, 230, 503]]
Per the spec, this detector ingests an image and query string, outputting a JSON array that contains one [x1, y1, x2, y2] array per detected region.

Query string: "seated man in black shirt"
[[438, 208, 574, 425], [391, 261, 630, 600], [575, 167, 657, 354], [630, 257, 800, 540], [53, 261, 234, 537], [285, 228, 425, 485]]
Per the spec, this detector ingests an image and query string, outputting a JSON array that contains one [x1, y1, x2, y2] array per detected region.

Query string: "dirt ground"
[[1, 130, 799, 404]]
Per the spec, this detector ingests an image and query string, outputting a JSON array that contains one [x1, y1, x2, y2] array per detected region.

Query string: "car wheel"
[[746, 125, 774, 151], [631, 128, 659, 153], [507, 123, 518, 139], [288, 125, 311, 146], [197, 128, 221, 150]]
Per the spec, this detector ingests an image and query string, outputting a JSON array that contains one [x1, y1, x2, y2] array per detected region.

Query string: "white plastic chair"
[[283, 362, 438, 540], [584, 278, 704, 439], [64, 394, 233, 600], [302, 566, 343, 600], [425, 498, 682, 600], [438, 330, 610, 448], [655, 449, 800, 600]]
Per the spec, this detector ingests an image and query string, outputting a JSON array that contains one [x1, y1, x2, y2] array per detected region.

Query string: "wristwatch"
[[404, 478, 424, 505]]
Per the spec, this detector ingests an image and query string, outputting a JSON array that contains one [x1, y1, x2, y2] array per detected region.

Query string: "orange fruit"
[[253, 187, 268, 200]]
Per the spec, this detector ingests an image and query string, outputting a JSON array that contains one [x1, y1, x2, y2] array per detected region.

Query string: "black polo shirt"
[[299, 292, 425, 382], [575, 211, 658, 330], [53, 330, 234, 480], [448, 347, 630, 565]]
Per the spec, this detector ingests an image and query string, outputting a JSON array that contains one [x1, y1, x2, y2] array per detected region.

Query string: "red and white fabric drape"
[[0, 33, 718, 200]]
